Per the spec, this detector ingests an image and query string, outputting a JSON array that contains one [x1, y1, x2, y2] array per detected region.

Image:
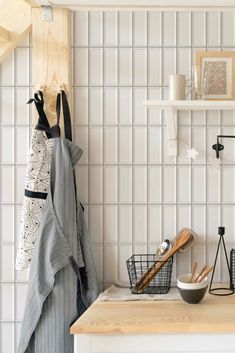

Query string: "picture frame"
[[195, 51, 235, 100]]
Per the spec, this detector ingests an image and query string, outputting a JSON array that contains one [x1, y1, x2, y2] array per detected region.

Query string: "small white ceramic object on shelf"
[[169, 74, 193, 100]]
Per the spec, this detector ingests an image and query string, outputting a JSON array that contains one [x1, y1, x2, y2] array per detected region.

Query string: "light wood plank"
[[0, 0, 31, 63], [0, 26, 10, 42], [70, 292, 235, 334], [22, 0, 40, 6], [32, 8, 72, 125]]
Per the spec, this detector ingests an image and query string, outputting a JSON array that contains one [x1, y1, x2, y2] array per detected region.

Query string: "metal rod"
[[217, 135, 235, 139]]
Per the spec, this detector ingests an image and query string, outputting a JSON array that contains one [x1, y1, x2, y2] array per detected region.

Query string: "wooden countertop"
[[70, 292, 235, 335]]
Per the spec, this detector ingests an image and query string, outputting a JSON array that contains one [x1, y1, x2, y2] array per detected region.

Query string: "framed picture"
[[195, 51, 235, 100]]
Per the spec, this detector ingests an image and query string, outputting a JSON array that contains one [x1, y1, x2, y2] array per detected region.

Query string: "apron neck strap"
[[56, 90, 72, 141], [27, 91, 52, 139], [28, 90, 72, 141]]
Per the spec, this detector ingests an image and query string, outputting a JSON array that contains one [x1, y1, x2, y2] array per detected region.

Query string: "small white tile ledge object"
[[187, 147, 199, 160], [144, 100, 235, 156]]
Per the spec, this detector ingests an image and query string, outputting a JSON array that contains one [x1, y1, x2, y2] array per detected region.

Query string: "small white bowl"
[[177, 274, 208, 290]]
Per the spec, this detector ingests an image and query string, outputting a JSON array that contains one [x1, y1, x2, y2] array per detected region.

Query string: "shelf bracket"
[[165, 109, 177, 156], [144, 99, 235, 157]]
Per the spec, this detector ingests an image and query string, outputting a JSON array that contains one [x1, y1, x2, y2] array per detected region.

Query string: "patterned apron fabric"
[[15, 130, 53, 270], [16, 91, 72, 271]]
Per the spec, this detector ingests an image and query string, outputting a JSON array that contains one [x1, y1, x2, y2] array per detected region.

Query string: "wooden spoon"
[[189, 262, 197, 283], [136, 230, 191, 293], [193, 265, 207, 283], [197, 266, 213, 283]]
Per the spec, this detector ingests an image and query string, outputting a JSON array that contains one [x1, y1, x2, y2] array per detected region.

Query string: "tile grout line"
[[160, 10, 163, 251], [204, 11, 209, 270], [4, 123, 235, 127], [1, 240, 235, 248], [146, 10, 149, 254], [131, 10, 134, 257], [13, 44, 17, 353], [101, 10, 105, 289], [219, 10, 223, 282], [174, 10, 178, 279], [219, 122, 222, 282], [3, 201, 235, 206], [190, 10, 193, 269], [87, 10, 92, 285], [73, 44, 235, 49], [116, 10, 119, 283], [4, 162, 235, 167]]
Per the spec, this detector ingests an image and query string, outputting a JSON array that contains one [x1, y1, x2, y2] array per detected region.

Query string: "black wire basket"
[[126, 254, 173, 294]]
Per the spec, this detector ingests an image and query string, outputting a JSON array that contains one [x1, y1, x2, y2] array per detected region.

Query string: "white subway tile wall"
[[1, 10, 235, 352]]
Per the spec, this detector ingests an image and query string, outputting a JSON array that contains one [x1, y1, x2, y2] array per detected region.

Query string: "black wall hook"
[[212, 135, 235, 158]]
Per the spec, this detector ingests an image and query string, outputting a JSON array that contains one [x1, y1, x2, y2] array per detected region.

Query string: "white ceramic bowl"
[[177, 274, 208, 290]]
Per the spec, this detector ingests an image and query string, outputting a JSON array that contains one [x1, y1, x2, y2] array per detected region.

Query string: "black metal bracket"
[[212, 135, 235, 158]]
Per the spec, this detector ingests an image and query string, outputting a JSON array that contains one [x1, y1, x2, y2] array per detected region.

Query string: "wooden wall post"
[[32, 8, 72, 125]]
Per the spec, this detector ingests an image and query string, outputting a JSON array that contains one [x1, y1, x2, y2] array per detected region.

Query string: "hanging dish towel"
[[17, 92, 98, 353], [15, 91, 72, 270]]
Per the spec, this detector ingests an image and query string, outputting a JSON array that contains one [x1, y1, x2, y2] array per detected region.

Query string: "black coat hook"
[[212, 135, 235, 158]]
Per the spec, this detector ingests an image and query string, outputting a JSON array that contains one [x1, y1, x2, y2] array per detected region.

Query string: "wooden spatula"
[[136, 230, 191, 293], [189, 261, 197, 283], [196, 266, 213, 283], [193, 265, 207, 283]]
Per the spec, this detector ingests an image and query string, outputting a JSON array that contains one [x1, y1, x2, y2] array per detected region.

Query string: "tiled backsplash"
[[1, 9, 235, 352]]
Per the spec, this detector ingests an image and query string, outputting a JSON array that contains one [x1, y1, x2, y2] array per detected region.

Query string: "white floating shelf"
[[143, 100, 235, 156], [143, 100, 235, 111]]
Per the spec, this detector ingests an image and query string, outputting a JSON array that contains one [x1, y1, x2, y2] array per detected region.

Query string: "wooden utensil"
[[135, 230, 191, 293], [197, 266, 213, 283], [193, 265, 207, 283], [189, 262, 197, 283]]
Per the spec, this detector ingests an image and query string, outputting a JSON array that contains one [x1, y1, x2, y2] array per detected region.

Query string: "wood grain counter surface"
[[70, 292, 235, 335]]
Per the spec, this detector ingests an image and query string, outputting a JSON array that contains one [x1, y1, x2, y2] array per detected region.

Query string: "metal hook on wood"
[[35, 84, 44, 94], [57, 83, 65, 94]]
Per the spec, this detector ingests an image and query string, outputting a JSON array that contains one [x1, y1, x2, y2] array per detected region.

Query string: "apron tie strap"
[[56, 90, 72, 141], [69, 256, 89, 309], [28, 90, 72, 141], [27, 92, 53, 139]]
